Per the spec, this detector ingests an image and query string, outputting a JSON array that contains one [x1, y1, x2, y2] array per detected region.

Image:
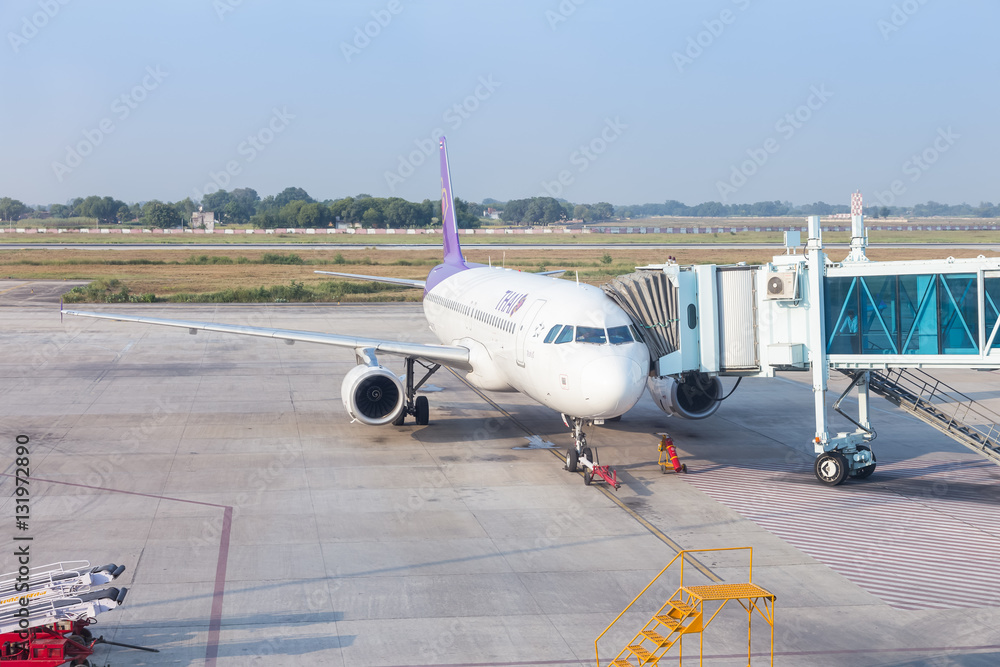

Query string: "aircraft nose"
[[580, 353, 647, 418]]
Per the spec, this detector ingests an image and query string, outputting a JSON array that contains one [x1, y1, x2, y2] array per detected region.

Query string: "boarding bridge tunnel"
[[604, 215, 1000, 485]]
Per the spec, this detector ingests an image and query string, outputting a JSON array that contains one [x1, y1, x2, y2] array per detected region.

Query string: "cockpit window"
[[607, 325, 634, 344], [629, 324, 642, 341], [554, 325, 575, 344], [543, 325, 562, 344], [575, 326, 607, 344]]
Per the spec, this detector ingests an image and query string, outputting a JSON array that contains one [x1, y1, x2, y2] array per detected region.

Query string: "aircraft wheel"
[[392, 410, 406, 426], [414, 396, 429, 425], [565, 448, 578, 472], [581, 447, 593, 465], [814, 452, 849, 486], [583, 468, 593, 485]]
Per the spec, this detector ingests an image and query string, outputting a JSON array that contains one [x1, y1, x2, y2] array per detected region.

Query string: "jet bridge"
[[607, 215, 1000, 485]]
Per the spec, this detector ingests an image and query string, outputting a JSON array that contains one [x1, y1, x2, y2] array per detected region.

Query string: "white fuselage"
[[422, 267, 649, 419]]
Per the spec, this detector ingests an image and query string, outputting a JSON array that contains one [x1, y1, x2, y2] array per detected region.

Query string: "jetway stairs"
[[839, 368, 1000, 466]]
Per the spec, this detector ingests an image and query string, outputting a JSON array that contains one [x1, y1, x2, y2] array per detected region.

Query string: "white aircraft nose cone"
[[580, 353, 646, 418]]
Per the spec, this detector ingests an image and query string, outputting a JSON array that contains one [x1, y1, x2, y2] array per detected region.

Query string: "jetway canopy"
[[602, 271, 680, 362]]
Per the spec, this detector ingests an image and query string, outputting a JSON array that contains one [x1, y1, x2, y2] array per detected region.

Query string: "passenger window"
[[554, 325, 574, 344], [607, 325, 633, 344], [576, 326, 607, 344], [543, 325, 562, 344]]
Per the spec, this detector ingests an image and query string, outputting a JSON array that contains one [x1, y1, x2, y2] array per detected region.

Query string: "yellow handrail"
[[593, 547, 754, 667]]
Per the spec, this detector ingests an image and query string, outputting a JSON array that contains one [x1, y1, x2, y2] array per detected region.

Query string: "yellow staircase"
[[596, 548, 775, 667]]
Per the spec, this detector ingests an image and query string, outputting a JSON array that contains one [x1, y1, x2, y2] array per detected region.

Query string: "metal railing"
[[593, 547, 754, 667], [864, 367, 1000, 461]]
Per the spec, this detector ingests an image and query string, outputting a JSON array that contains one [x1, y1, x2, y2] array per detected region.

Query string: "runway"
[[2, 282, 999, 666]]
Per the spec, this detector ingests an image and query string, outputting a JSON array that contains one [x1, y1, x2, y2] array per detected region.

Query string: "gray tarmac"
[[2, 281, 999, 666]]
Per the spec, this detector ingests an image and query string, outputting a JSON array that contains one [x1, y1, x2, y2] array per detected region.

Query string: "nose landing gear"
[[563, 415, 620, 490]]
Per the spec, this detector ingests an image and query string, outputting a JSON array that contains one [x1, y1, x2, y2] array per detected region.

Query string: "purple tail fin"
[[439, 136, 465, 265]]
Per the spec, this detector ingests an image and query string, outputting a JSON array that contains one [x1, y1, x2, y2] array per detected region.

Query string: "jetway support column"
[[857, 372, 871, 431], [808, 215, 875, 485], [807, 215, 829, 447]]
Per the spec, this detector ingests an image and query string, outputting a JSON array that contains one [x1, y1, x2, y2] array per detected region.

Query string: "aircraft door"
[[516, 299, 547, 367]]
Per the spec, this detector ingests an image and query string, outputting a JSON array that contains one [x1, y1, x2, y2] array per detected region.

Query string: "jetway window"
[[939, 274, 978, 353], [826, 273, 979, 355], [985, 277, 1000, 349]]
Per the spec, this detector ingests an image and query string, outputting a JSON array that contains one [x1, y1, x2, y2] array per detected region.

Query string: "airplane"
[[62, 138, 725, 472]]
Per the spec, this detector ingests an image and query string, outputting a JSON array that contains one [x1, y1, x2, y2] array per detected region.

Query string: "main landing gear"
[[393, 357, 440, 426], [563, 416, 620, 490]]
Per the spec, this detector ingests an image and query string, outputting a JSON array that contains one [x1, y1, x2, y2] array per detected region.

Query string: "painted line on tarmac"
[[0, 473, 232, 666], [0, 281, 32, 295], [445, 368, 721, 583]]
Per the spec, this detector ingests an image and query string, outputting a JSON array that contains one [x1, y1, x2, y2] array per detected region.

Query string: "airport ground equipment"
[[656, 433, 687, 474], [0, 561, 152, 666], [565, 438, 620, 489], [606, 211, 1000, 484], [595, 547, 774, 666]]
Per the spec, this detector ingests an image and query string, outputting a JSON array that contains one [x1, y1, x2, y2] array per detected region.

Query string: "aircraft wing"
[[314, 270, 426, 288], [62, 309, 471, 371], [535, 270, 566, 276]]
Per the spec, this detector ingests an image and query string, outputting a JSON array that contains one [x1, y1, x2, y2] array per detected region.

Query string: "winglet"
[[439, 136, 465, 265]]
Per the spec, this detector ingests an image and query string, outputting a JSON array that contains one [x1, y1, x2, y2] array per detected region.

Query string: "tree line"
[[4, 191, 1000, 228], [0, 188, 483, 229]]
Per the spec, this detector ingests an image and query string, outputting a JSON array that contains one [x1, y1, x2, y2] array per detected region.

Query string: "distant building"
[[191, 209, 216, 231]]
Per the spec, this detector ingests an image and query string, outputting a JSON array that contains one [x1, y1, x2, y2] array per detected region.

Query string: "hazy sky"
[[3, 1, 996, 208]]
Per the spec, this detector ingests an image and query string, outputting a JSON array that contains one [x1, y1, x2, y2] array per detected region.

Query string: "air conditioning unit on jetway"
[[764, 271, 797, 300]]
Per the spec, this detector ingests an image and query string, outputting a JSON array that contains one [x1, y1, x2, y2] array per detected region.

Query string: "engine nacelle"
[[341, 364, 405, 426], [647, 372, 723, 420]]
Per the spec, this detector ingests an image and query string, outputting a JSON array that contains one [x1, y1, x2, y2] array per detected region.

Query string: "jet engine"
[[647, 371, 723, 420], [341, 364, 406, 426]]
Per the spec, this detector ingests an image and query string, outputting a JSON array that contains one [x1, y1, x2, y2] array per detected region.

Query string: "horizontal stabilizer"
[[314, 270, 426, 288]]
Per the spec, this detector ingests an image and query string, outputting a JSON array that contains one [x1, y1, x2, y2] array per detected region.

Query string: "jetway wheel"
[[415, 396, 429, 425], [854, 464, 877, 479], [852, 445, 876, 479], [566, 448, 578, 472], [814, 452, 849, 486]]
